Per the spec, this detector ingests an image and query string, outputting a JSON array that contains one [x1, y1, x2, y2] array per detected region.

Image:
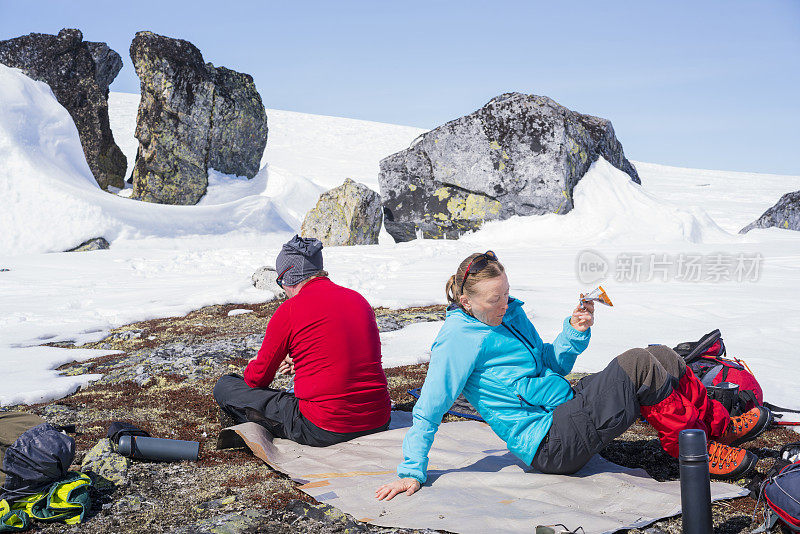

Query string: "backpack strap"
[[700, 365, 723, 387], [751, 509, 781, 534]]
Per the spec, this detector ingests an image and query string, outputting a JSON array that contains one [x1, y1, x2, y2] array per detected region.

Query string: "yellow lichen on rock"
[[447, 193, 501, 221], [433, 187, 451, 201], [489, 140, 502, 150]]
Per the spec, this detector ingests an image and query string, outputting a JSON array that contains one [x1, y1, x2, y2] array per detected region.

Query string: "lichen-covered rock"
[[66, 237, 110, 252], [0, 29, 127, 190], [301, 179, 382, 246], [286, 500, 368, 532], [81, 438, 130, 488], [129, 31, 267, 205], [739, 190, 800, 233], [208, 66, 269, 179], [129, 32, 215, 205], [379, 92, 639, 241], [251, 266, 286, 298]]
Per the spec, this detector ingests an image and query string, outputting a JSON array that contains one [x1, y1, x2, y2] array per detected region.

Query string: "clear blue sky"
[[2, 0, 799, 175]]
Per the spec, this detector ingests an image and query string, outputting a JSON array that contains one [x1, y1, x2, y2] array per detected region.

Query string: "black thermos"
[[679, 429, 713, 534], [117, 435, 200, 462]]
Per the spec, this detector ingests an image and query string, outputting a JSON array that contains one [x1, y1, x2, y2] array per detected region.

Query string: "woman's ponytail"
[[445, 274, 458, 304]]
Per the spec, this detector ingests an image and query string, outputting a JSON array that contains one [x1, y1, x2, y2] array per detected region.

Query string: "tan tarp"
[[218, 412, 748, 534]]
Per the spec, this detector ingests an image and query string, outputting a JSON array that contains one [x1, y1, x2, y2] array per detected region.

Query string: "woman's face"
[[459, 272, 510, 327]]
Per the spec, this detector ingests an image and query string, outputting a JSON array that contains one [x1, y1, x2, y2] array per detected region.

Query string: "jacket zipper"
[[504, 323, 538, 355], [502, 322, 574, 405]]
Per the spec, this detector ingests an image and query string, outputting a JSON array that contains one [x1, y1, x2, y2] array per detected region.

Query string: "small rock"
[[301, 178, 383, 246], [109, 329, 143, 341], [113, 494, 143, 514], [81, 438, 130, 488], [37, 403, 78, 424], [286, 500, 367, 532], [134, 372, 153, 386], [179, 508, 272, 534], [251, 266, 286, 297], [194, 495, 237, 512], [65, 237, 110, 252]]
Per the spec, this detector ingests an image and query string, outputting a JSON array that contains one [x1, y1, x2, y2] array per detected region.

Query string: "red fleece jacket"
[[244, 277, 391, 433]]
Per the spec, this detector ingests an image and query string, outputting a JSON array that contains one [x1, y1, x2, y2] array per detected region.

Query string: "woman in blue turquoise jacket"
[[375, 252, 766, 500]]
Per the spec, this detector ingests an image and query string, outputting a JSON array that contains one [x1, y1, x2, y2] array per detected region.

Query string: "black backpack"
[[0, 412, 75, 502]]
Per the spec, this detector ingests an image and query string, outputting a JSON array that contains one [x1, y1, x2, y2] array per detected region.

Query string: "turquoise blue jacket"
[[397, 297, 591, 483]]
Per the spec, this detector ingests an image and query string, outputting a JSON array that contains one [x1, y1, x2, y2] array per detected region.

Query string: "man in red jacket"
[[213, 235, 391, 446]]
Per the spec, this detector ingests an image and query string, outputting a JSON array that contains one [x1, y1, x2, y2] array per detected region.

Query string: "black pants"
[[531, 345, 680, 474], [213, 374, 389, 447]]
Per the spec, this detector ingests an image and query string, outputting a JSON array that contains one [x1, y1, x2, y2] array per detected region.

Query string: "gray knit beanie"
[[275, 235, 324, 286]]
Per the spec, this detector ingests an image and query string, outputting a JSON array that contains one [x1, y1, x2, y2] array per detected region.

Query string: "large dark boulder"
[[129, 32, 268, 205], [739, 190, 800, 233], [379, 92, 639, 241], [209, 66, 269, 179], [129, 32, 216, 205], [0, 29, 127, 190]]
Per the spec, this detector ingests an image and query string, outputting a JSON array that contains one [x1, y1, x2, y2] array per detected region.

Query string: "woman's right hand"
[[375, 477, 421, 500]]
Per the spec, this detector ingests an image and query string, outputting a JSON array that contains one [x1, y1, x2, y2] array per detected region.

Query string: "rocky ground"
[[4, 299, 797, 533]]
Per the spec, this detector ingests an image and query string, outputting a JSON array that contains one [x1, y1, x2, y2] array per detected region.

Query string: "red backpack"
[[673, 329, 762, 416]]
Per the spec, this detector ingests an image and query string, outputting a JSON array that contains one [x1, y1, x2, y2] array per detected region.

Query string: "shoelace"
[[730, 410, 758, 435], [709, 442, 742, 468]]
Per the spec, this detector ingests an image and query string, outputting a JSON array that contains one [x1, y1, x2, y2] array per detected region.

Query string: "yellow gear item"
[[0, 472, 91, 531], [0, 499, 30, 532]]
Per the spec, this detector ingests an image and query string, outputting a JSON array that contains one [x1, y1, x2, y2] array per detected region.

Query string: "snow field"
[[1, 67, 799, 419]]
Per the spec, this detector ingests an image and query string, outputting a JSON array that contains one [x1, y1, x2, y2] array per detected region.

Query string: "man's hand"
[[570, 295, 595, 332], [375, 477, 421, 501], [277, 355, 294, 376]]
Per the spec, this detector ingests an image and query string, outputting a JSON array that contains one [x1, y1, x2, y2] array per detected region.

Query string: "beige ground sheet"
[[218, 412, 748, 534]]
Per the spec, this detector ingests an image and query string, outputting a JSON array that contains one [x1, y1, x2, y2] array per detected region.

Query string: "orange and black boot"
[[707, 440, 758, 479], [718, 406, 773, 446]]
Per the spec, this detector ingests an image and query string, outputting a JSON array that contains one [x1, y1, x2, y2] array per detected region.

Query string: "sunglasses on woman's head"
[[459, 250, 499, 293]]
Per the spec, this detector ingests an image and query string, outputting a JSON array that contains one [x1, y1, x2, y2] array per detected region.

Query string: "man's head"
[[275, 235, 326, 298]]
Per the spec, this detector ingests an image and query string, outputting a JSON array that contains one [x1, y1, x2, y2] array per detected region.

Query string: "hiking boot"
[[217, 407, 239, 429], [719, 406, 773, 446], [707, 440, 758, 480]]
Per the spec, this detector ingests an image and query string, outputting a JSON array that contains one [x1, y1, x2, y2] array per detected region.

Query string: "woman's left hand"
[[570, 296, 594, 332]]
